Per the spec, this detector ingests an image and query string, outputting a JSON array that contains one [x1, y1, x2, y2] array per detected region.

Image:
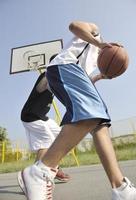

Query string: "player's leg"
[[92, 125, 123, 187], [20, 118, 101, 200], [42, 119, 100, 167], [18, 119, 70, 193], [18, 119, 56, 195], [92, 125, 136, 200], [18, 120, 51, 194], [35, 148, 48, 161], [46, 118, 71, 182]]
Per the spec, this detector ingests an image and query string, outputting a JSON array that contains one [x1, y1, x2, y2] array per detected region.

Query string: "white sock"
[[35, 160, 57, 175], [35, 160, 49, 169]]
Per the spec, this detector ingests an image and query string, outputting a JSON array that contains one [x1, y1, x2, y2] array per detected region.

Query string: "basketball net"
[[23, 50, 45, 71]]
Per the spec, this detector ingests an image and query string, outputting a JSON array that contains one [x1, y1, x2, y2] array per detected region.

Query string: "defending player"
[[18, 69, 70, 194]]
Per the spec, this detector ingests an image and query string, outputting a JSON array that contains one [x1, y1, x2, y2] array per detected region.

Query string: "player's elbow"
[[69, 22, 76, 32], [69, 21, 80, 32]]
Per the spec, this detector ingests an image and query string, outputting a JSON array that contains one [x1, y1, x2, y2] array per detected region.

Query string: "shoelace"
[[129, 182, 136, 189], [43, 175, 54, 200], [46, 180, 53, 200]]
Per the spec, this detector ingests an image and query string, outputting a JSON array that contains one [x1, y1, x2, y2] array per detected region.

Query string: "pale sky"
[[0, 0, 136, 141]]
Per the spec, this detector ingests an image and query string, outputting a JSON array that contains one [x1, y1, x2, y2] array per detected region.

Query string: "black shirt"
[[21, 72, 53, 122]]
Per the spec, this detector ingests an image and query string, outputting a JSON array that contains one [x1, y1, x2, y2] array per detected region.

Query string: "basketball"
[[97, 44, 129, 78]]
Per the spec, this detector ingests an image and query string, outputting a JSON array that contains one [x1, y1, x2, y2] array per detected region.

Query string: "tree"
[[0, 126, 8, 141]]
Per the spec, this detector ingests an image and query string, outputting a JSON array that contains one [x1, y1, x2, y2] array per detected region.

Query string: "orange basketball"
[[97, 44, 129, 78]]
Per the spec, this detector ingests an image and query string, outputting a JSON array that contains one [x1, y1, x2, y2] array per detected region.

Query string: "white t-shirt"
[[48, 36, 100, 77]]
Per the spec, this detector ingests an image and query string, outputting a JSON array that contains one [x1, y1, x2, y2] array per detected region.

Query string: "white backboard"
[[10, 39, 63, 74]]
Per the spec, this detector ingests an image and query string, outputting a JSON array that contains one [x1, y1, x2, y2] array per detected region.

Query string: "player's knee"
[[91, 122, 109, 135], [77, 118, 101, 131]]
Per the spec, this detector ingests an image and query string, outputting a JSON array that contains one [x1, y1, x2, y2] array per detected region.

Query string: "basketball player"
[[17, 71, 70, 193], [20, 21, 136, 200]]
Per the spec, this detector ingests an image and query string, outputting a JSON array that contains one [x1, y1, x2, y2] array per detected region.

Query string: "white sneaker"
[[18, 162, 57, 200], [17, 171, 27, 195], [112, 177, 136, 200]]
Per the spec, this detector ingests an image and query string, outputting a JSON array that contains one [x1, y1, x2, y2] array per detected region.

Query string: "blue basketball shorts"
[[46, 63, 111, 126]]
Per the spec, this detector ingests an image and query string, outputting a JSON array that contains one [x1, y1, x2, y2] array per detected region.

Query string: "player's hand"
[[91, 73, 109, 83], [110, 42, 123, 47], [98, 42, 112, 49]]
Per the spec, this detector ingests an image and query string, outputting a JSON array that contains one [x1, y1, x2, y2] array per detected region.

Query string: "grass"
[[60, 151, 100, 167], [61, 143, 136, 168], [114, 143, 136, 161], [0, 159, 34, 174], [0, 141, 136, 173]]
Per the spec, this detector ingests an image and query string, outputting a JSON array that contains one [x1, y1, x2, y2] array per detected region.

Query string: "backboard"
[[10, 39, 63, 74]]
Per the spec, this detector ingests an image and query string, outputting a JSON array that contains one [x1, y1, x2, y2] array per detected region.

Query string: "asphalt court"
[[0, 160, 136, 200]]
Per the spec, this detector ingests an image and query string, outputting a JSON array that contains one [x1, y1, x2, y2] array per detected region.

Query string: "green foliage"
[[0, 135, 136, 173], [0, 126, 8, 141], [0, 150, 23, 162]]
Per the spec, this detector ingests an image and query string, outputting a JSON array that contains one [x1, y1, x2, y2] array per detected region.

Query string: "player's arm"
[[36, 76, 48, 93], [69, 21, 111, 49]]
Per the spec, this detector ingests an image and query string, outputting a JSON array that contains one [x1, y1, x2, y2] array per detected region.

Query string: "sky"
[[0, 0, 136, 141]]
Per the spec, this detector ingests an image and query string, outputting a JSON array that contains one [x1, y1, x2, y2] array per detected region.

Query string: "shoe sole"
[[17, 171, 27, 195], [55, 177, 70, 183]]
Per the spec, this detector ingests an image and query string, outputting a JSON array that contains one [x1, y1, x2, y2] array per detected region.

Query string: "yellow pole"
[[16, 141, 19, 161], [52, 100, 61, 123], [71, 149, 80, 167], [2, 141, 5, 163]]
